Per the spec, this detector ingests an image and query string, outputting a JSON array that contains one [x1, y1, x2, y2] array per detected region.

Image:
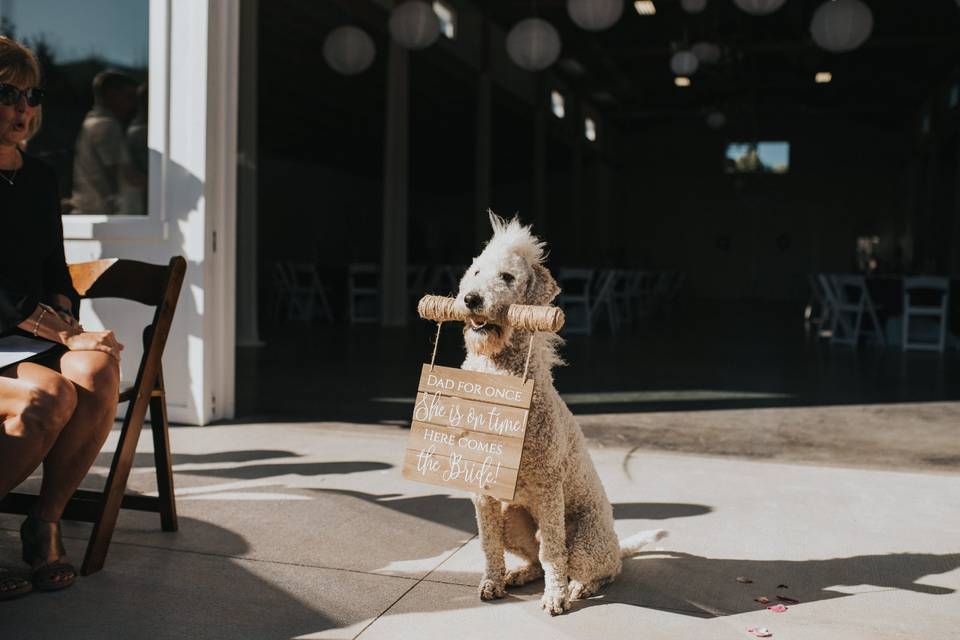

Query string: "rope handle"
[[417, 295, 565, 333]]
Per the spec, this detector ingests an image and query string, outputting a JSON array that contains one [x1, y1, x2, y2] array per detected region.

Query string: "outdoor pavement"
[[1, 416, 959, 639]]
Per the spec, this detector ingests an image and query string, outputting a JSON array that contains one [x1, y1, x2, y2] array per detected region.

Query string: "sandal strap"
[[21, 516, 67, 563]]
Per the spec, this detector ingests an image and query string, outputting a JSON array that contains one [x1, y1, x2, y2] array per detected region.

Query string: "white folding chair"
[[348, 263, 380, 324], [630, 270, 660, 320], [654, 270, 685, 322], [829, 274, 885, 347], [903, 276, 950, 352], [611, 270, 637, 325], [590, 269, 619, 334], [809, 273, 837, 338], [284, 260, 334, 323], [555, 268, 594, 335], [407, 265, 428, 311]]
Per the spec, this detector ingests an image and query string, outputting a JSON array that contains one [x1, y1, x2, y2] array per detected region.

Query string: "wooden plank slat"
[[412, 391, 528, 439], [417, 364, 534, 409], [409, 421, 523, 468], [401, 448, 518, 500]]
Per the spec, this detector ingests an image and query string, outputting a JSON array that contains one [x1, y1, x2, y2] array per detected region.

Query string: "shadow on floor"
[[309, 489, 713, 535], [576, 550, 960, 618], [0, 516, 358, 639]]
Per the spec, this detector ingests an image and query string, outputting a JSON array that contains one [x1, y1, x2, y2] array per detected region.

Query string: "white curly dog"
[[453, 214, 666, 615]]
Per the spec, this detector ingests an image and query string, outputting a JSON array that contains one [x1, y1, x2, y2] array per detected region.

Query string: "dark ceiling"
[[483, 0, 960, 127], [258, 0, 960, 168]]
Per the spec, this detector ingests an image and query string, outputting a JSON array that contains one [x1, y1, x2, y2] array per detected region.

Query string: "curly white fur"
[[454, 213, 666, 615]]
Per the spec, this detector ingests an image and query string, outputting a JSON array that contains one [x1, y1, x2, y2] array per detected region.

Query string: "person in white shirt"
[[69, 70, 141, 214]]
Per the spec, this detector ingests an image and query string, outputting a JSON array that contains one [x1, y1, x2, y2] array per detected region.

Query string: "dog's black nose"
[[464, 292, 483, 311]]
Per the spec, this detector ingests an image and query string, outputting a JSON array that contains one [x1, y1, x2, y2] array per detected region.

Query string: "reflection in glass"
[[0, 0, 148, 215], [724, 141, 790, 174]]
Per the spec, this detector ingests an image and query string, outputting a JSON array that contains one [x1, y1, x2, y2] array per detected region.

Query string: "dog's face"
[[454, 216, 559, 357]]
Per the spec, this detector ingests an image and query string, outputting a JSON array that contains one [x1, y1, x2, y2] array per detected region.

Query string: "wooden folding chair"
[[0, 256, 186, 575]]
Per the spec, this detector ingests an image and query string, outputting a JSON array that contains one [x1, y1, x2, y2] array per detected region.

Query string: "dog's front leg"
[[473, 494, 506, 600], [531, 490, 570, 615]]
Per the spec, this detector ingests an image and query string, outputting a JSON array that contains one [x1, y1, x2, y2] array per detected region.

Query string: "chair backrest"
[[830, 274, 867, 306], [70, 258, 184, 307], [556, 268, 594, 299], [904, 276, 949, 311], [69, 257, 186, 398]]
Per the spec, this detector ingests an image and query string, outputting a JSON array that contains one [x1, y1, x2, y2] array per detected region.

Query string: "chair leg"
[[80, 406, 147, 575], [150, 369, 178, 532]]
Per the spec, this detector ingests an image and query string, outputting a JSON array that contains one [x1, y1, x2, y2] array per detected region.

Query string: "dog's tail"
[[619, 529, 668, 558]]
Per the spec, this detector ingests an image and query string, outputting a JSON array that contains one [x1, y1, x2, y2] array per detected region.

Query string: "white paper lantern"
[[692, 41, 721, 64], [670, 50, 699, 76], [733, 0, 787, 16], [567, 0, 624, 31], [506, 18, 562, 72], [323, 26, 376, 75], [810, 0, 873, 53], [389, 1, 440, 50], [706, 111, 726, 129], [681, 0, 708, 14]]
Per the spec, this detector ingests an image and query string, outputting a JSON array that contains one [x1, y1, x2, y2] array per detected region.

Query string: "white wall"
[[63, 0, 238, 425]]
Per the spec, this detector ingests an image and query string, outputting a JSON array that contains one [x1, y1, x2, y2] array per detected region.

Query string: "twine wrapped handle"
[[417, 295, 565, 333]]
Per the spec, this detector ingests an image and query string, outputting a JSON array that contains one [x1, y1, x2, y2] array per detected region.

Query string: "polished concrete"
[[238, 302, 960, 471], [2, 302, 958, 638], [1, 422, 958, 639]]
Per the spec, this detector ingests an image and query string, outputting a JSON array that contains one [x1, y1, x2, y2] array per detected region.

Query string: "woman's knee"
[[8, 376, 78, 440], [62, 352, 120, 400]]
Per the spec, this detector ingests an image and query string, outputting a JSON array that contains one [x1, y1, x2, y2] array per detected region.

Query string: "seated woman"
[[0, 36, 123, 599]]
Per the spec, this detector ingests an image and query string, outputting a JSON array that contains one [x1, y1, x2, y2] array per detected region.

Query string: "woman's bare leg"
[[0, 363, 77, 498], [33, 351, 119, 522]]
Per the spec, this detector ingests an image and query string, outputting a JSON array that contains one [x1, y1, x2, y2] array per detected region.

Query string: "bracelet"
[[33, 305, 49, 337]]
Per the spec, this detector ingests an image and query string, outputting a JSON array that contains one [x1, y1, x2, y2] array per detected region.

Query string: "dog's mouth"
[[467, 317, 501, 335]]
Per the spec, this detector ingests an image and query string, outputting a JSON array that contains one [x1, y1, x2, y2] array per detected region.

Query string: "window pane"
[[1, 0, 149, 215]]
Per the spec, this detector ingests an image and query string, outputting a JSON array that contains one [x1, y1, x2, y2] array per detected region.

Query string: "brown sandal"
[[0, 567, 32, 600], [20, 516, 77, 591]]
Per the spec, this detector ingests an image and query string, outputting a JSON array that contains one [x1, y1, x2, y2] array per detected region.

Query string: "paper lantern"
[[692, 41, 721, 64], [733, 0, 787, 16], [681, 0, 708, 14], [389, 1, 440, 50], [323, 26, 375, 76], [567, 0, 624, 31], [670, 50, 699, 76], [506, 18, 562, 72], [706, 111, 726, 129], [810, 0, 873, 53]]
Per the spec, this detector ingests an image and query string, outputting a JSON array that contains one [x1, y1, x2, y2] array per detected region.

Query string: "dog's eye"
[[474, 270, 479, 276], [500, 272, 515, 285]]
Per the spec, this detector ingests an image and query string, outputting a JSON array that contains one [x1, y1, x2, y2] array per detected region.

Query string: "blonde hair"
[[0, 35, 44, 140]]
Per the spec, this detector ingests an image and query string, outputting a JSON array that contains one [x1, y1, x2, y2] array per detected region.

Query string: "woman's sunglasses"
[[0, 83, 45, 107]]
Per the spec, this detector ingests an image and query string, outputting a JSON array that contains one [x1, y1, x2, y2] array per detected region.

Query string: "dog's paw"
[[478, 577, 506, 601], [539, 586, 571, 615], [505, 563, 544, 587]]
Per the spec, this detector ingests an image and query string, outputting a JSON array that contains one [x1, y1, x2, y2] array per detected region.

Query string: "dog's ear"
[[527, 263, 560, 305]]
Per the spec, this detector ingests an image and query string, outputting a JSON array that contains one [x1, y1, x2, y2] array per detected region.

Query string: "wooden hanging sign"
[[401, 363, 534, 500]]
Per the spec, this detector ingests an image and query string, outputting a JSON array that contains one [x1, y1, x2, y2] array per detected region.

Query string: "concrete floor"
[[2, 302, 959, 638], [1, 421, 958, 639]]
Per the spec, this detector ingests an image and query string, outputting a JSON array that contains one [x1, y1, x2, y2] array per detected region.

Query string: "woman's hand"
[[63, 331, 124, 361]]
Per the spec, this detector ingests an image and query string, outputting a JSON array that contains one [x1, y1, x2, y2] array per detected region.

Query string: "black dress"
[[0, 150, 78, 365]]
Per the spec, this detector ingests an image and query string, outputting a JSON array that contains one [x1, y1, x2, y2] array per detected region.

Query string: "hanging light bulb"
[[706, 111, 726, 128], [670, 50, 699, 76], [732, 0, 786, 16], [567, 0, 624, 32], [323, 26, 376, 76], [388, 1, 441, 50], [692, 41, 721, 64], [506, 18, 562, 71], [810, 0, 873, 53], [680, 0, 708, 14]]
